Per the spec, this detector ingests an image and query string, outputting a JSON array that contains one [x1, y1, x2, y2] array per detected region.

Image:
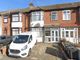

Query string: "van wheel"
[[28, 48, 31, 56]]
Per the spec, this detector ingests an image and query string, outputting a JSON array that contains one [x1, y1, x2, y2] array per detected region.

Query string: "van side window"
[[28, 35, 32, 43]]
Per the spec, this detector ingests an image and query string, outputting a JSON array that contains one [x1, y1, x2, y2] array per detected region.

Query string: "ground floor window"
[[44, 28, 59, 43], [45, 28, 50, 36], [45, 28, 51, 42], [61, 28, 78, 43], [30, 28, 43, 37], [44, 27, 78, 43], [12, 28, 22, 35], [61, 28, 76, 38]]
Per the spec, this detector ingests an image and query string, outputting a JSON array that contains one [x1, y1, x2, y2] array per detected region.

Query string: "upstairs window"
[[31, 11, 43, 21], [51, 11, 57, 20], [4, 16, 8, 23], [63, 10, 71, 20], [12, 13, 22, 22]]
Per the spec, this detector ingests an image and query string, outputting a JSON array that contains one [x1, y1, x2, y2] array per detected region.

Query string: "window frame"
[[63, 10, 71, 20], [51, 11, 57, 20], [3, 16, 8, 23], [12, 28, 22, 35], [31, 11, 43, 21], [12, 13, 22, 22]]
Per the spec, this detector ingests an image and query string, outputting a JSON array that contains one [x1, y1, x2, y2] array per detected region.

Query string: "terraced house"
[[0, 2, 80, 43]]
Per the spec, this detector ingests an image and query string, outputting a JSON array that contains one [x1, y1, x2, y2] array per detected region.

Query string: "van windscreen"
[[13, 35, 29, 43]]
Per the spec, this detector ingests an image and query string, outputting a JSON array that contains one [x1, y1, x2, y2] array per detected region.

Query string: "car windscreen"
[[13, 35, 29, 43]]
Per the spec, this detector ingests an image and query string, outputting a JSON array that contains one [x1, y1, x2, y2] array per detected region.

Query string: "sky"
[[0, 0, 80, 11]]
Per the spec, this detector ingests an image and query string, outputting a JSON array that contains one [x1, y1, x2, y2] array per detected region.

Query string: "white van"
[[8, 32, 37, 58]]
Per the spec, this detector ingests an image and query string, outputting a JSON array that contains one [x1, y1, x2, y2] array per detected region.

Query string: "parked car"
[[8, 32, 38, 58], [0, 36, 12, 46]]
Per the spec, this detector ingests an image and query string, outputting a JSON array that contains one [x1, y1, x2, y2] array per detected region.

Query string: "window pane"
[[12, 29, 19, 35], [4, 16, 8, 23], [51, 11, 57, 20], [56, 38, 58, 41], [62, 31, 64, 37], [63, 10, 71, 20], [12, 17, 18, 22], [4, 19, 8, 22], [66, 31, 69, 37], [12, 14, 19, 22], [52, 15, 56, 20], [31, 28, 42, 37], [12, 28, 22, 35], [56, 31, 58, 36], [31, 11, 43, 21], [45, 30, 50, 36], [70, 31, 73, 37]]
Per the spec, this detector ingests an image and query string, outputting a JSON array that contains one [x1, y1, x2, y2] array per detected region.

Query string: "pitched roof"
[[0, 2, 80, 15], [42, 2, 80, 9], [23, 2, 80, 12]]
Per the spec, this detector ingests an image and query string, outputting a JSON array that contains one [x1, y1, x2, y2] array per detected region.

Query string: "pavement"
[[0, 43, 66, 60]]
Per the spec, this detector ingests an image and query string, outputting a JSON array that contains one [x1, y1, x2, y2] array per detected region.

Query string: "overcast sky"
[[0, 0, 80, 11]]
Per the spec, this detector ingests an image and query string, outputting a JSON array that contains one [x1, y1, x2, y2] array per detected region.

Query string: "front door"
[[51, 29, 59, 43]]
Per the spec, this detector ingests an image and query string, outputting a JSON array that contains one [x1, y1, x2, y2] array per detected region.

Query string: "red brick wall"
[[22, 13, 29, 32], [2, 15, 11, 36], [22, 13, 26, 32], [44, 9, 78, 27]]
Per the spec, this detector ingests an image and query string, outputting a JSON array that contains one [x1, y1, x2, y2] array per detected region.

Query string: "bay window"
[[31, 11, 43, 21], [12, 13, 22, 22]]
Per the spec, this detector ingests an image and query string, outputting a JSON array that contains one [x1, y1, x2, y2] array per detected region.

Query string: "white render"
[[30, 11, 44, 42], [36, 37, 43, 42], [11, 22, 22, 27], [19, 13, 22, 22], [31, 21, 44, 27]]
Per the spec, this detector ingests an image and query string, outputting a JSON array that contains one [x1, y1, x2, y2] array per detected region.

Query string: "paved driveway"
[[0, 43, 66, 60]]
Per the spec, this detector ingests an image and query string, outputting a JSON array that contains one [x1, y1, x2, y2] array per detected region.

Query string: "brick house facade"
[[0, 2, 80, 43]]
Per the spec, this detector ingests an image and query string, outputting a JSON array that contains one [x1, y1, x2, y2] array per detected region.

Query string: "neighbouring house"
[[0, 2, 80, 43], [0, 16, 2, 35]]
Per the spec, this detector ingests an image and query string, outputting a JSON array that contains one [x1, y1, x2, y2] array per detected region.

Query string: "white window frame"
[[51, 11, 57, 20], [4, 16, 8, 23], [31, 11, 43, 21], [12, 13, 22, 22], [12, 14, 19, 22], [12, 28, 22, 35], [31, 28, 43, 37], [63, 10, 71, 20], [61, 28, 77, 38]]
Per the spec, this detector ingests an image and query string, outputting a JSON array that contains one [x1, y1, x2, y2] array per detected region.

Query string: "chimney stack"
[[29, 3, 35, 9]]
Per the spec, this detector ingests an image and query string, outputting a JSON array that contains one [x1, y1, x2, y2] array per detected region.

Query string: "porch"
[[30, 27, 79, 44]]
